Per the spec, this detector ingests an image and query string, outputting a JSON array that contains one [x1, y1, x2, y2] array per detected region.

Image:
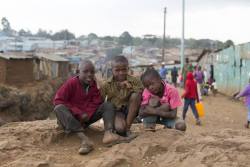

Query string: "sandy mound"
[[1, 120, 250, 167], [83, 129, 250, 167], [0, 79, 63, 125]]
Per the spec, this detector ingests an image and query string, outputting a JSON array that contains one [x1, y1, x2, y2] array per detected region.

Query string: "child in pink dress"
[[139, 69, 186, 131]]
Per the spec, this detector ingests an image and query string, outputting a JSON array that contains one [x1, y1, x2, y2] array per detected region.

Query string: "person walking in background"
[[211, 79, 218, 96], [182, 58, 194, 86], [171, 66, 178, 87], [235, 77, 250, 128], [159, 62, 168, 82], [194, 66, 204, 101], [203, 68, 208, 83], [182, 72, 201, 125]]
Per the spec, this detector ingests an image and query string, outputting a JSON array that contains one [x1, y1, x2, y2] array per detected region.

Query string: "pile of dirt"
[[83, 129, 250, 167], [1, 120, 250, 167], [0, 79, 64, 125]]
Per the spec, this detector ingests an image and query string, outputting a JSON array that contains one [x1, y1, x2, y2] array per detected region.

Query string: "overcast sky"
[[0, 0, 249, 44]]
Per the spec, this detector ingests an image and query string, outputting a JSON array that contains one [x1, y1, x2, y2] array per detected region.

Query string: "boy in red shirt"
[[181, 72, 201, 125], [54, 60, 128, 155]]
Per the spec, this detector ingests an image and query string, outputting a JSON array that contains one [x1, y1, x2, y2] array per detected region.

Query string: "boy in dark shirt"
[[54, 60, 128, 155]]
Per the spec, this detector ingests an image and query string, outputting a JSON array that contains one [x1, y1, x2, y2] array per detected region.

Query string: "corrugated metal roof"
[[36, 53, 69, 62], [0, 53, 33, 60]]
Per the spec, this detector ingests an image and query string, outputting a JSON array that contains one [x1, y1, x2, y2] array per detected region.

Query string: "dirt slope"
[[1, 94, 250, 167]]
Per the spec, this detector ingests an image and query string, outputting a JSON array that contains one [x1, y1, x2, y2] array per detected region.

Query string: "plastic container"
[[195, 102, 205, 117]]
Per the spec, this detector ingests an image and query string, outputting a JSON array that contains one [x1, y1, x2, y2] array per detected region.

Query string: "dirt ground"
[[0, 93, 250, 167]]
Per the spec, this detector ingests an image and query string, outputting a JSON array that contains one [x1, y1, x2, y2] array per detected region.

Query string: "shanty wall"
[[58, 62, 69, 78], [40, 59, 69, 79], [213, 42, 250, 95], [40, 59, 58, 78]]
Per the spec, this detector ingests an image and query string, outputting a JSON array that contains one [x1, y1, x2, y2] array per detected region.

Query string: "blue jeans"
[[143, 116, 176, 129], [182, 98, 199, 120]]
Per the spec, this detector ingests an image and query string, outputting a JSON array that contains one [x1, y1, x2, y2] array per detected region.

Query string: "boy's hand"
[[149, 97, 160, 107], [139, 111, 148, 118], [80, 113, 89, 123], [139, 108, 154, 118], [158, 104, 170, 112], [139, 107, 158, 117]]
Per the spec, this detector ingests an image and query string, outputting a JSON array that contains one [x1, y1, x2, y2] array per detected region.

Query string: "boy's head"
[[161, 62, 165, 68], [186, 72, 194, 80], [78, 60, 95, 84], [141, 69, 162, 95], [111, 56, 129, 82]]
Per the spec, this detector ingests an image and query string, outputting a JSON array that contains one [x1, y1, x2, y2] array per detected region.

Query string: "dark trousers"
[[182, 98, 199, 120], [54, 102, 115, 134]]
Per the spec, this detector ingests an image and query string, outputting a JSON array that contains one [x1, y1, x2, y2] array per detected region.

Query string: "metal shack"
[[36, 53, 70, 79]]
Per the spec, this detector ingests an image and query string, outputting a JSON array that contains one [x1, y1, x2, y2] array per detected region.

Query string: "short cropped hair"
[[79, 60, 94, 70], [141, 68, 161, 84], [111, 56, 129, 66]]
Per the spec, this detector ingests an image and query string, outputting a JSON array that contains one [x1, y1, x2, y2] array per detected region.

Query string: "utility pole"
[[180, 0, 185, 70], [162, 7, 167, 62]]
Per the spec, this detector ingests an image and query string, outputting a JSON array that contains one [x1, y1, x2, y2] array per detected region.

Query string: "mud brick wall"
[[5, 59, 34, 85]]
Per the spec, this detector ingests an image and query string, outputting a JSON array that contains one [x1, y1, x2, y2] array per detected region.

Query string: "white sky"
[[0, 0, 249, 44]]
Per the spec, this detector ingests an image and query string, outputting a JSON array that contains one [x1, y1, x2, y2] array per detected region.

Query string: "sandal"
[[78, 143, 93, 155]]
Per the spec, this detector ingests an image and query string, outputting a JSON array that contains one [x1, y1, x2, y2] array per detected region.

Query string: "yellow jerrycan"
[[195, 102, 205, 117]]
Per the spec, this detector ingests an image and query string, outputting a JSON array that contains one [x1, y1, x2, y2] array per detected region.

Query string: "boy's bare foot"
[[103, 130, 131, 147]]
